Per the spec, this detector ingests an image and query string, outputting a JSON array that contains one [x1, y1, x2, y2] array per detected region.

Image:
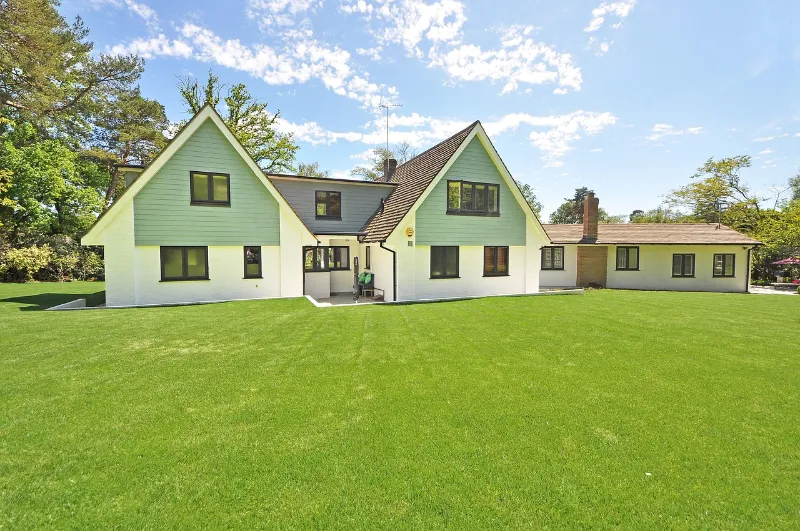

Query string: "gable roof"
[[359, 121, 480, 243], [543, 223, 761, 245], [81, 104, 316, 245]]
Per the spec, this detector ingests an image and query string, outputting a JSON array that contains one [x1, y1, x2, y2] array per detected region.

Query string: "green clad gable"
[[415, 136, 527, 246], [133, 119, 280, 246]]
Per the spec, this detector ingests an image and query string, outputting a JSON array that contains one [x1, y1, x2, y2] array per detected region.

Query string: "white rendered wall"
[[102, 202, 137, 306], [539, 244, 579, 288], [605, 244, 751, 293], [129, 246, 281, 306], [304, 271, 330, 299], [280, 205, 316, 297]]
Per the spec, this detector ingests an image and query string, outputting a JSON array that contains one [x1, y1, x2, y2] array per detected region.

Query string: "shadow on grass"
[[0, 290, 106, 311]]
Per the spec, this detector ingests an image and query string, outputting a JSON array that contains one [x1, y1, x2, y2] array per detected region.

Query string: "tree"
[[0, 0, 143, 139], [296, 162, 329, 178], [667, 156, 760, 224], [547, 187, 616, 223], [350, 142, 418, 181], [84, 87, 168, 205], [177, 71, 297, 172], [515, 180, 542, 216], [630, 207, 685, 223], [789, 171, 800, 201]]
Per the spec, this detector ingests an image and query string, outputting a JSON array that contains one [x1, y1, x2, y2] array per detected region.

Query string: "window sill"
[[671, 275, 696, 278], [243, 276, 263, 280], [615, 269, 640, 272], [430, 276, 460, 279], [315, 216, 342, 221], [160, 278, 211, 282], [446, 211, 500, 217], [190, 201, 231, 207], [329, 268, 351, 272], [713, 275, 736, 278], [541, 268, 565, 271], [483, 273, 509, 277]]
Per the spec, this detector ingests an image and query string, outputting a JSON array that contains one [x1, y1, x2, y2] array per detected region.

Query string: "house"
[[81, 104, 549, 306], [540, 193, 761, 293]]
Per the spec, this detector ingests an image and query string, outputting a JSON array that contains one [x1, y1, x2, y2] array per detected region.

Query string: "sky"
[[61, 0, 800, 219]]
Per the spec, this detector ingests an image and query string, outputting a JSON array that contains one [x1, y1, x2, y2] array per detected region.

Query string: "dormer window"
[[315, 191, 341, 220], [190, 171, 230, 205], [447, 180, 499, 216]]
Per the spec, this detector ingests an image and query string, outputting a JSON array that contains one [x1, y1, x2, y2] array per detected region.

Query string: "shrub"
[[797, 286, 800, 295], [0, 245, 53, 282]]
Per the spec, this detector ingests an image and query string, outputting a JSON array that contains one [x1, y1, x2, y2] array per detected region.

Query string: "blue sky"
[[63, 0, 800, 219]]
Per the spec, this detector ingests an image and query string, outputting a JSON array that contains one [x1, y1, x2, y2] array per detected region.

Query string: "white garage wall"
[[131, 246, 282, 306], [539, 245, 578, 288], [606, 244, 751, 293]]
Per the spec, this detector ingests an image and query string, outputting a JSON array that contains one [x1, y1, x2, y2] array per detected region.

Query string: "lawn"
[[0, 283, 798, 529]]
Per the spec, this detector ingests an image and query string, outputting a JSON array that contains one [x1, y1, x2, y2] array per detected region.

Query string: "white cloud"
[[754, 133, 789, 142], [278, 110, 616, 168], [356, 46, 383, 61], [110, 24, 396, 109], [644, 123, 704, 141], [340, 0, 467, 57], [590, 148, 603, 152], [92, 0, 160, 30], [428, 25, 583, 94], [584, 1, 637, 32], [544, 161, 565, 168], [758, 148, 774, 155], [584, 1, 636, 54], [247, 0, 318, 27], [108, 34, 192, 58]]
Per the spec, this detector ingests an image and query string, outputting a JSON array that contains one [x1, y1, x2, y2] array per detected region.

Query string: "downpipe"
[[379, 241, 397, 302]]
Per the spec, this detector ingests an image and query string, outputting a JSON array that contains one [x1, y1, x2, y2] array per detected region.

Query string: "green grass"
[[1, 283, 798, 529]]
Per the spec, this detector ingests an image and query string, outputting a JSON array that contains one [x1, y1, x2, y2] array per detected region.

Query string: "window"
[[672, 254, 695, 278], [303, 246, 350, 272], [328, 246, 350, 271], [160, 247, 209, 281], [616, 246, 639, 271], [430, 246, 459, 278], [365, 246, 371, 269], [190, 171, 230, 205], [541, 246, 564, 270], [484, 246, 509, 276], [315, 191, 341, 219], [446, 180, 500, 215], [244, 246, 262, 278], [713, 254, 735, 277]]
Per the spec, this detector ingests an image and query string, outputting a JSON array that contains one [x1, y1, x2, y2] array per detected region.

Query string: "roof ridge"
[[392, 120, 480, 178]]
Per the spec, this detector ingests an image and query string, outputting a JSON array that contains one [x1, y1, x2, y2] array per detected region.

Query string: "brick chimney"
[[383, 158, 397, 181], [583, 192, 599, 242]]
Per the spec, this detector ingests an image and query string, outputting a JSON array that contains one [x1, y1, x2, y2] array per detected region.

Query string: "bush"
[[797, 286, 800, 295], [0, 245, 53, 282]]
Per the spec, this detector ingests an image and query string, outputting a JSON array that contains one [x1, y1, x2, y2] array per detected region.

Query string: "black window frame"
[[672, 253, 695, 278], [712, 253, 736, 277], [365, 246, 371, 269], [189, 171, 231, 206], [302, 245, 350, 272], [616, 246, 640, 271], [430, 246, 459, 279], [315, 190, 342, 220], [484, 246, 510, 277], [243, 246, 263, 279], [541, 246, 565, 271], [446, 180, 500, 216], [160, 246, 209, 281]]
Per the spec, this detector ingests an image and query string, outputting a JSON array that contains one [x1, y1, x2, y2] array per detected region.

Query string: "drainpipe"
[[746, 246, 752, 293], [379, 241, 397, 302]]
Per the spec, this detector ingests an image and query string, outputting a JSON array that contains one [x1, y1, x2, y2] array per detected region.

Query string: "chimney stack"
[[383, 158, 397, 181], [583, 192, 599, 242]]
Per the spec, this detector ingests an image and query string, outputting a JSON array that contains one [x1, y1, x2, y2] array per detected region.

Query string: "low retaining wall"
[[46, 298, 87, 311]]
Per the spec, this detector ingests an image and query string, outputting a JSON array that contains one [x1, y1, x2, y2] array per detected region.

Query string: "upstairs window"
[[447, 181, 499, 215], [713, 254, 735, 277], [244, 246, 262, 278], [190, 171, 230, 205], [430, 246, 459, 278], [541, 246, 564, 270], [672, 254, 695, 278], [160, 247, 209, 281], [484, 246, 509, 276], [616, 246, 639, 271], [316, 191, 341, 219]]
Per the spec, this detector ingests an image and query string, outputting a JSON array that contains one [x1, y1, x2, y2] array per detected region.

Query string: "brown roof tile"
[[542, 223, 762, 245], [361, 121, 479, 242]]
